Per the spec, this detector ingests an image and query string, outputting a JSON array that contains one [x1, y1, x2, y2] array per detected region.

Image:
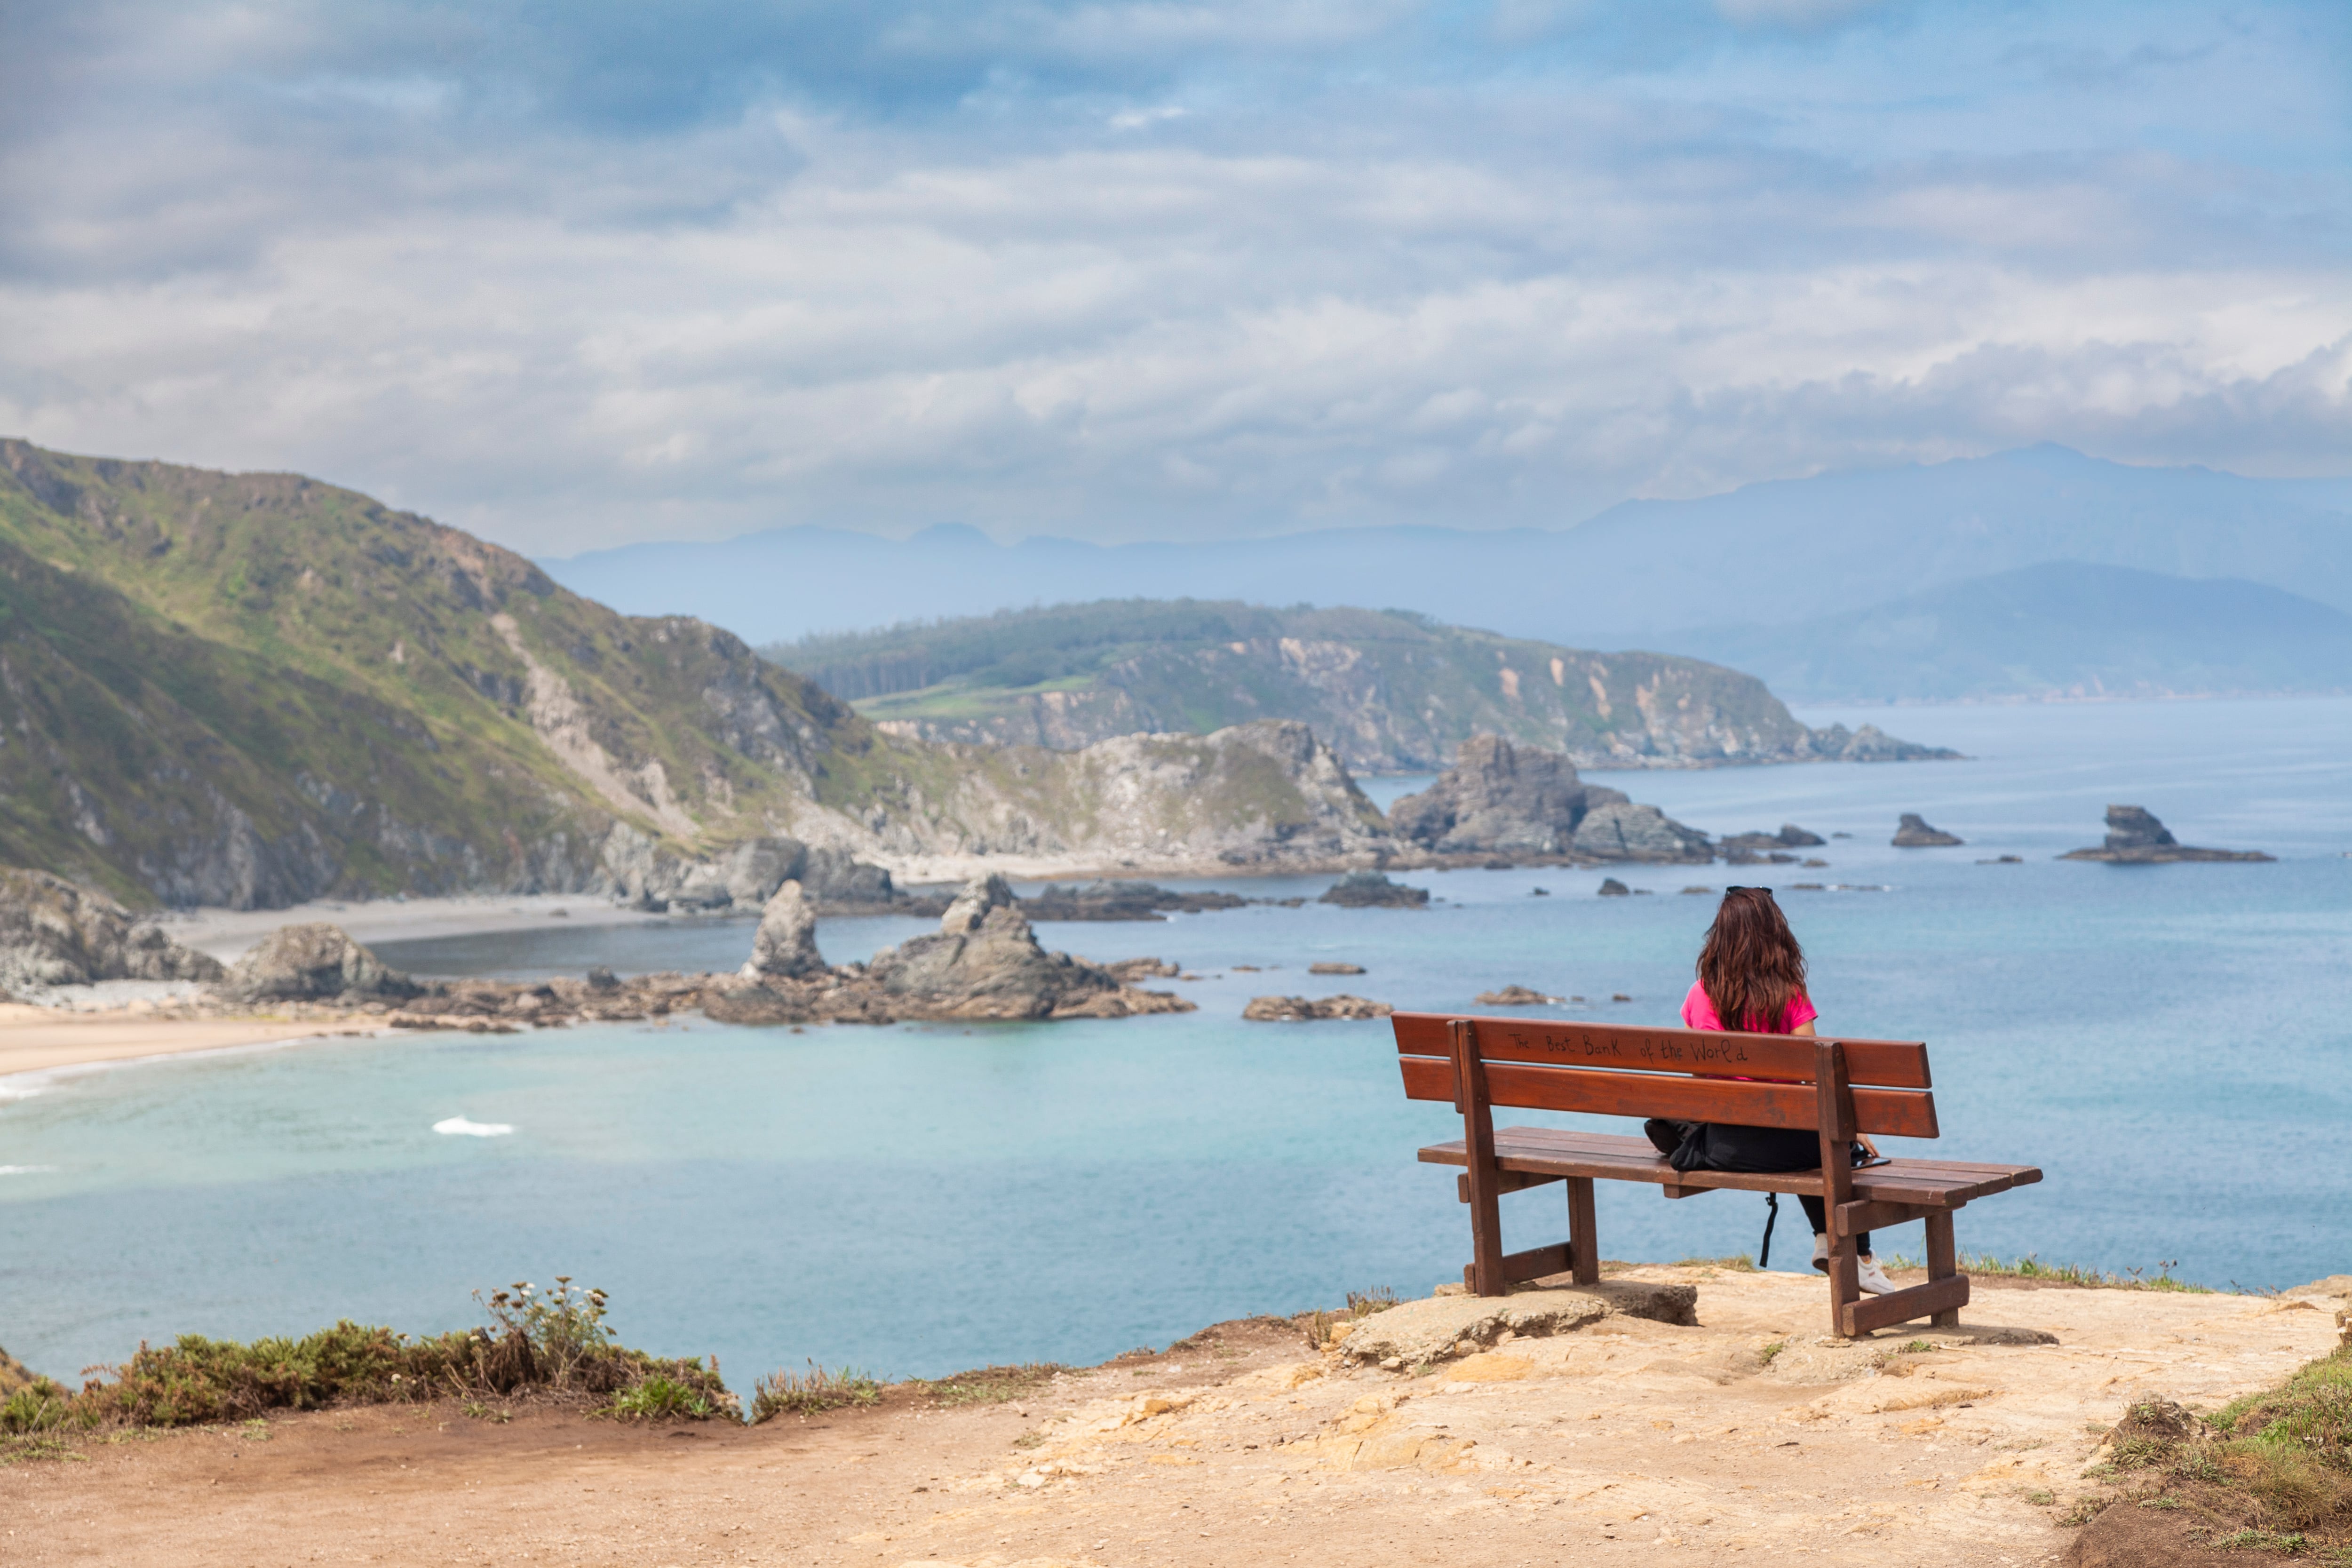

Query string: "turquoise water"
[[1, 697, 2348, 1388]]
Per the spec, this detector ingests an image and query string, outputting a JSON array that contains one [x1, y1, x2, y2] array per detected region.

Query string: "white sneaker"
[[1855, 1257, 1896, 1296], [1812, 1234, 1829, 1274]]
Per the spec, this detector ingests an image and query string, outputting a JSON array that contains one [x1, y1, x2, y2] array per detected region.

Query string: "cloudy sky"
[[3, 1, 2348, 554]]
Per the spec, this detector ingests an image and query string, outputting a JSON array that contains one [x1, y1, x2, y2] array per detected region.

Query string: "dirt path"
[[7, 1267, 2342, 1568]]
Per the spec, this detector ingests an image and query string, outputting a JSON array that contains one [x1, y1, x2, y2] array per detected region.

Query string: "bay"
[[1, 696, 2346, 1389]]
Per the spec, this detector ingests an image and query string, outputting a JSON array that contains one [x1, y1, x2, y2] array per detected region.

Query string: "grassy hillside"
[[0, 440, 914, 905], [768, 600, 1856, 772]]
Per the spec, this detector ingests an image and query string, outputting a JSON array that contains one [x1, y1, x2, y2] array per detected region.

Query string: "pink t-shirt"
[[1682, 980, 1817, 1036]]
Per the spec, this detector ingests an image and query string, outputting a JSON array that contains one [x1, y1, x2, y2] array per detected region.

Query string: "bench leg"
[[1567, 1178, 1599, 1286], [1926, 1210, 1961, 1329]]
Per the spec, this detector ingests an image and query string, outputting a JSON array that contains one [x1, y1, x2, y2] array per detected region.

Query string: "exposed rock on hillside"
[[1891, 814, 1964, 847], [606, 831, 901, 915], [1572, 803, 1714, 864], [0, 868, 224, 991], [903, 720, 1391, 872], [1242, 994, 1393, 1021], [2059, 806, 2273, 863], [222, 924, 421, 1003], [1318, 871, 1430, 907], [1386, 736, 1629, 856]]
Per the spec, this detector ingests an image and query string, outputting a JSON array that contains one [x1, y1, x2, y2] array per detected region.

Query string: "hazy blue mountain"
[[1670, 563, 2352, 703], [540, 445, 2352, 649]]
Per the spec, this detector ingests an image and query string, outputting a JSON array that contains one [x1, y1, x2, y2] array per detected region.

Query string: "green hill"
[[0, 440, 948, 906], [0, 443, 1396, 906], [767, 600, 1941, 772]]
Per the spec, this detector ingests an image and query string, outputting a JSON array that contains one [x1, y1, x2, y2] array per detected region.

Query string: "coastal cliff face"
[[782, 600, 1942, 772]]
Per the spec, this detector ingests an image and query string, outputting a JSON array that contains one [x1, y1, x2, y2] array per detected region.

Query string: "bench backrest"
[[1391, 1012, 1939, 1139]]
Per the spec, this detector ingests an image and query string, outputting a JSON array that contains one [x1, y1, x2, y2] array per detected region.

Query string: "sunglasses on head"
[[1723, 885, 1775, 898]]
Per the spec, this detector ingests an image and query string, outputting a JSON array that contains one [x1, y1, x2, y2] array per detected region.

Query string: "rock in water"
[[940, 873, 1019, 934], [1242, 994, 1394, 1021], [1318, 871, 1430, 907], [741, 880, 826, 980], [1597, 877, 1631, 896], [1891, 813, 1963, 847], [1719, 824, 1826, 851], [0, 868, 225, 992], [1104, 957, 1180, 981], [1309, 961, 1367, 975], [1386, 735, 1628, 857], [222, 923, 420, 1003], [1475, 985, 1560, 1006], [860, 875, 1188, 1020], [1571, 803, 1714, 864], [2058, 805, 2274, 863]]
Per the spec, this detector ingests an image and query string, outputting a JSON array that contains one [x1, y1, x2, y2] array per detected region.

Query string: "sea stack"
[[1892, 813, 1963, 847], [2059, 806, 2273, 863]]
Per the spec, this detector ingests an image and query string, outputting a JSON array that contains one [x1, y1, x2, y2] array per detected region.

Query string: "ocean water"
[[1, 696, 2347, 1389]]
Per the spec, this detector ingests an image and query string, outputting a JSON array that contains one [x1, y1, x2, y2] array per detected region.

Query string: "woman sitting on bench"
[[1646, 886, 1897, 1297]]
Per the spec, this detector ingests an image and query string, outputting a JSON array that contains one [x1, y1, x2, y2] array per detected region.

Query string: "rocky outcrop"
[[1475, 985, 1562, 1005], [2059, 806, 2274, 863], [1309, 962, 1366, 975], [221, 923, 421, 1003], [1318, 871, 1430, 908], [1021, 881, 1250, 921], [0, 869, 225, 992], [905, 720, 1392, 872], [602, 829, 901, 914], [1386, 736, 1629, 856], [708, 876, 1196, 1024], [1571, 803, 1713, 864], [1597, 878, 1631, 896], [1719, 825, 1825, 851], [1242, 994, 1393, 1021], [1891, 814, 1964, 847], [1808, 723, 1962, 763], [740, 881, 826, 980]]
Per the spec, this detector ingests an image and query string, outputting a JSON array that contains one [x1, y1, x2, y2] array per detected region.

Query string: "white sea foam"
[[432, 1116, 514, 1138], [0, 1164, 58, 1175]]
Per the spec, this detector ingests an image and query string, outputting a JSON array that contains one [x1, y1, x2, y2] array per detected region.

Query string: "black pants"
[[1645, 1120, 1873, 1256]]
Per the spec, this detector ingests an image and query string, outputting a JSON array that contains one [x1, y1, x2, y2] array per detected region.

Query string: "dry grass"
[[749, 1363, 886, 1423], [2066, 1349, 2352, 1557]]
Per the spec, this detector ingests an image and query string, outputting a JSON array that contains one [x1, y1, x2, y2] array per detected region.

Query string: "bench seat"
[[1418, 1126, 2040, 1209]]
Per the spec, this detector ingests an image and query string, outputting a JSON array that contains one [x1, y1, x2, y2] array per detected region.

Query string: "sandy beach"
[[0, 1005, 385, 1081], [159, 892, 660, 964]]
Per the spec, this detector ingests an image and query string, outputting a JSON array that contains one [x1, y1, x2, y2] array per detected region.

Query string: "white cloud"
[[0, 1, 2346, 553]]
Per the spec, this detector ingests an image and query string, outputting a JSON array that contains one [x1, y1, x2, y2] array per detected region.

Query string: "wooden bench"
[[1393, 1012, 2042, 1338]]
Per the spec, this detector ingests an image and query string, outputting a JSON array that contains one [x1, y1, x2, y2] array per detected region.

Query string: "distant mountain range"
[[1673, 563, 2352, 703], [770, 601, 1954, 772], [543, 447, 2352, 663]]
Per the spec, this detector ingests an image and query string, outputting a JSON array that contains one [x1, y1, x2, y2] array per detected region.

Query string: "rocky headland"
[[1384, 736, 1714, 867], [2059, 805, 2274, 863]]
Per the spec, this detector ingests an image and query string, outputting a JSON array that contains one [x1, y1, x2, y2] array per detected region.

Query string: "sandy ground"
[[0, 1007, 383, 1080], [7, 1266, 2343, 1568]]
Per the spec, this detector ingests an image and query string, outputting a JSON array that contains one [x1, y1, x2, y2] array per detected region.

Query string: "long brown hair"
[[1698, 887, 1808, 1034]]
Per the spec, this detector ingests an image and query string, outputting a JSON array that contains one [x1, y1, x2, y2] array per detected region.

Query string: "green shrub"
[[604, 1375, 718, 1422]]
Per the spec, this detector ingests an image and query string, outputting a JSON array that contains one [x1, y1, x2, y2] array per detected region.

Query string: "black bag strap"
[[1757, 1191, 1780, 1269]]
